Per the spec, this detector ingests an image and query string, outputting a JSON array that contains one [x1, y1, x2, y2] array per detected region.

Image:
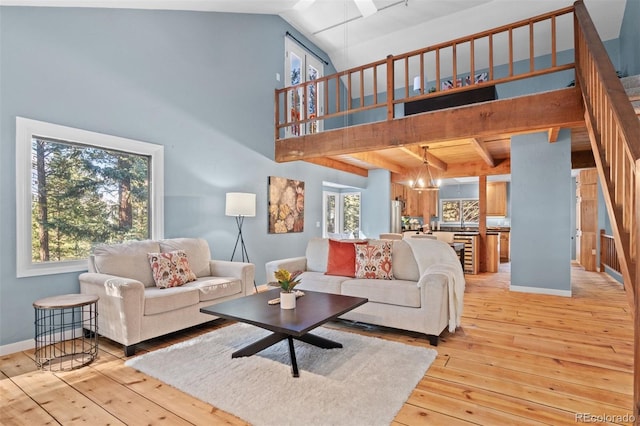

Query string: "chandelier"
[[409, 146, 440, 191]]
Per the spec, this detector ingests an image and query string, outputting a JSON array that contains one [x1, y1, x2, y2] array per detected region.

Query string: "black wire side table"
[[33, 294, 99, 371]]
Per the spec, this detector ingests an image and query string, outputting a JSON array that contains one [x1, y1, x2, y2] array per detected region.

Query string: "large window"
[[16, 117, 164, 277], [322, 191, 361, 239]]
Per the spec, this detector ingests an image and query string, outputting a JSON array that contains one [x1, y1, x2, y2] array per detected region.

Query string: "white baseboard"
[[0, 327, 86, 356], [510, 285, 572, 297], [0, 338, 34, 356]]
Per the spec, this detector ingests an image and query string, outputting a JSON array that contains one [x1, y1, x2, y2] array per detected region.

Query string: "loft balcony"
[[274, 4, 589, 180]]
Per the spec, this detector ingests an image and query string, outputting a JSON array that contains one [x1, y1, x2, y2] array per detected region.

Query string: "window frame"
[[284, 37, 324, 137], [15, 117, 164, 277], [440, 197, 480, 225], [322, 190, 361, 239], [340, 191, 361, 238]]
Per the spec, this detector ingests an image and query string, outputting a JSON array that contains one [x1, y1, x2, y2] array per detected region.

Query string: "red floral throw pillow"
[[355, 241, 394, 280], [325, 239, 366, 278], [148, 250, 197, 288]]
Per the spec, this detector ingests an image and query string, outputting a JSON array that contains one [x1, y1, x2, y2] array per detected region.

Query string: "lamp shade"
[[225, 192, 256, 217]]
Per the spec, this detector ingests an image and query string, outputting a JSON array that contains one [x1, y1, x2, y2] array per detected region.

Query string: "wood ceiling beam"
[[392, 158, 511, 183], [571, 150, 596, 169], [275, 88, 584, 162], [469, 138, 495, 167], [398, 146, 448, 171], [348, 152, 406, 174], [548, 127, 560, 142], [440, 158, 511, 179], [303, 158, 368, 177]]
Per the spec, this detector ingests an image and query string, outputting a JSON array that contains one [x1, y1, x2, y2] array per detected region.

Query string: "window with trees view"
[[16, 118, 164, 277], [441, 199, 480, 224], [322, 191, 361, 239]]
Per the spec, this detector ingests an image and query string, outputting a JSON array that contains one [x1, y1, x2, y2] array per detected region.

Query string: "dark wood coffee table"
[[200, 288, 367, 377]]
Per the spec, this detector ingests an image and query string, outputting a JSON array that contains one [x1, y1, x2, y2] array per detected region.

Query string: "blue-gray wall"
[[0, 6, 371, 348], [620, 0, 640, 76], [511, 131, 572, 294], [362, 169, 391, 238]]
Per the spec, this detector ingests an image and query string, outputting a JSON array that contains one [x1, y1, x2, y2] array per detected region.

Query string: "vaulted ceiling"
[[3, 1, 625, 76], [5, 0, 629, 181]]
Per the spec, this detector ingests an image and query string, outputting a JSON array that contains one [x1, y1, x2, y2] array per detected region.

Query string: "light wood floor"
[[1, 262, 634, 425]]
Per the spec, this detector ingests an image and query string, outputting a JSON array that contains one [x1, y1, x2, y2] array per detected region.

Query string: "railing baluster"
[[489, 34, 494, 81], [373, 66, 378, 104], [404, 56, 410, 98], [529, 21, 535, 73], [470, 38, 475, 84], [360, 69, 365, 108], [419, 53, 425, 95], [452, 42, 457, 87], [435, 48, 441, 90], [508, 27, 514, 77], [275, 5, 575, 136], [551, 15, 557, 67]]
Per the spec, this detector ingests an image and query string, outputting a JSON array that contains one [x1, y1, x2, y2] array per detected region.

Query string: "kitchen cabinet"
[[391, 183, 405, 206], [405, 189, 421, 217], [486, 233, 500, 272], [421, 190, 439, 221], [390, 182, 423, 217], [390, 181, 439, 219], [487, 181, 507, 216], [499, 231, 510, 262]]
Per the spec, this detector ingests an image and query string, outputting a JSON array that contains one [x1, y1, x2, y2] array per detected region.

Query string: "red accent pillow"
[[325, 239, 365, 278]]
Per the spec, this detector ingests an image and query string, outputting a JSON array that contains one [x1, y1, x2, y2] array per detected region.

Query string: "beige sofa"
[[79, 237, 254, 355], [265, 237, 464, 345]]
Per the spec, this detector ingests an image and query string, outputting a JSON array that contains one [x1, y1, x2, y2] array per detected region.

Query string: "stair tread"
[[626, 87, 640, 98], [620, 74, 640, 89]]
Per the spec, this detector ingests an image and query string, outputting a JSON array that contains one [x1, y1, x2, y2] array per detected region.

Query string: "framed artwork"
[[441, 72, 489, 90], [268, 176, 304, 233], [441, 79, 461, 91], [474, 72, 489, 84]]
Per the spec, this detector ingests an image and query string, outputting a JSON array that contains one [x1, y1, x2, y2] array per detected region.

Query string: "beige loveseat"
[[79, 238, 254, 355], [265, 238, 464, 345]]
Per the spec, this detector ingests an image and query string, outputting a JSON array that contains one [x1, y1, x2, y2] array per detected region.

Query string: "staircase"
[[574, 2, 640, 420], [622, 75, 640, 116]]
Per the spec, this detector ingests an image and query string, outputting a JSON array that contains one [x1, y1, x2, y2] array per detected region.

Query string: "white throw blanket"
[[404, 238, 466, 332]]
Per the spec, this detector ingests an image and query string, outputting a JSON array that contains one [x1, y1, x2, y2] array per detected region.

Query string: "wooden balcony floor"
[[1, 262, 633, 425]]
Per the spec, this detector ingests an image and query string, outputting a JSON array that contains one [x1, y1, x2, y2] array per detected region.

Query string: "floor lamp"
[[225, 192, 258, 293]]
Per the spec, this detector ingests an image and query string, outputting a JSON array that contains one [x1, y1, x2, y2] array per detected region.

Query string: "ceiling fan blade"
[[293, 0, 316, 11], [354, 0, 377, 17]]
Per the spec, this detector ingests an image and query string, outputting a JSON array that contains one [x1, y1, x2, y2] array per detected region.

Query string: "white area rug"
[[125, 323, 437, 426]]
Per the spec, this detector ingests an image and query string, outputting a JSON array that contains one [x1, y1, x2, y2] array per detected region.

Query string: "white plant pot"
[[280, 292, 296, 309]]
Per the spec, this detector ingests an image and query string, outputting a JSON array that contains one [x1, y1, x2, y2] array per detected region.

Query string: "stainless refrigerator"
[[390, 200, 403, 233]]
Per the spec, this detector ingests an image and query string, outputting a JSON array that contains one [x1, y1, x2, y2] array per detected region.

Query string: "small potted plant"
[[272, 269, 302, 309]]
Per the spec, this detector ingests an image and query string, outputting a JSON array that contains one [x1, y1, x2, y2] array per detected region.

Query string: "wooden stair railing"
[[573, 0, 640, 419], [600, 229, 621, 274], [275, 5, 575, 140]]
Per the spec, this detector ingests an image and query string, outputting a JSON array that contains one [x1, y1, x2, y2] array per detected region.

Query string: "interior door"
[[576, 169, 598, 271]]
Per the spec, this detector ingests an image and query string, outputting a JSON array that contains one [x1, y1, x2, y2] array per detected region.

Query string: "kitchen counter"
[[429, 230, 502, 273], [437, 226, 510, 232], [430, 231, 500, 236]]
